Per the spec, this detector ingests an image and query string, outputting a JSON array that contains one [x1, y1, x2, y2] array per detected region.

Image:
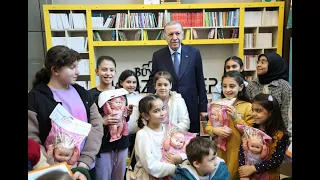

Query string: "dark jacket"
[[147, 44, 208, 133], [28, 83, 104, 167]]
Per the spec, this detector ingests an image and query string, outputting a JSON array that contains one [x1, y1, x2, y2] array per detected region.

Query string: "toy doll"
[[103, 96, 129, 142], [161, 123, 196, 162], [207, 98, 235, 151], [237, 124, 272, 180], [237, 124, 272, 165]]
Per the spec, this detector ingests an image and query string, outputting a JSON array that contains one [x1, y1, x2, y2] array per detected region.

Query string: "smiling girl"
[[205, 71, 254, 180]]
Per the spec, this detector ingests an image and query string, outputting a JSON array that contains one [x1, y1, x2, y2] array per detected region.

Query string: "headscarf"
[[258, 52, 288, 85]]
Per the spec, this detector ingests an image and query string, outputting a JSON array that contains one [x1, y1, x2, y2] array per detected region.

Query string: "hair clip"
[[268, 95, 273, 102]]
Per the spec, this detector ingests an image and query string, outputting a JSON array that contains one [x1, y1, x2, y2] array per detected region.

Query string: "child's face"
[[95, 60, 115, 85], [120, 75, 137, 93], [225, 59, 243, 73], [110, 97, 123, 109], [196, 149, 219, 176], [252, 103, 271, 125], [171, 133, 185, 149], [222, 77, 243, 100], [56, 61, 80, 85], [145, 98, 167, 125], [155, 77, 172, 100]]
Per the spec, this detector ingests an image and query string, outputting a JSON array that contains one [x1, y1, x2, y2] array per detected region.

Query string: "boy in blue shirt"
[[172, 137, 230, 180]]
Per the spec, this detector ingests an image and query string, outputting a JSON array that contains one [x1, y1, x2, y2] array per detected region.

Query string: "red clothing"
[[28, 138, 41, 166]]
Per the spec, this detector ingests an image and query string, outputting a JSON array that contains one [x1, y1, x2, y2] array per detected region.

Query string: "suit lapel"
[[164, 47, 178, 81], [179, 45, 190, 80]]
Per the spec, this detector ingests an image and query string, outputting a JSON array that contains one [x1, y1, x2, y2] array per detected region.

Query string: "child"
[[28, 45, 104, 172], [133, 95, 184, 179], [205, 71, 254, 180], [172, 136, 230, 180], [238, 93, 289, 180], [246, 52, 291, 132], [88, 56, 133, 180], [153, 71, 190, 131], [212, 56, 249, 101], [116, 69, 144, 173]]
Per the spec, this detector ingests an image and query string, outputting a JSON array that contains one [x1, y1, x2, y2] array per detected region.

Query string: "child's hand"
[[214, 127, 232, 138], [77, 162, 89, 170], [127, 104, 135, 116], [239, 165, 256, 177], [72, 171, 87, 180], [165, 153, 182, 165], [103, 114, 120, 126], [226, 106, 237, 118], [67, 148, 79, 165]]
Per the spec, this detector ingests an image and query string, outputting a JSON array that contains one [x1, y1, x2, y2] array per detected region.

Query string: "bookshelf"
[[43, 2, 284, 88]]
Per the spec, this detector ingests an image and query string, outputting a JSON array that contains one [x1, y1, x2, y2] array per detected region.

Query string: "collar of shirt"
[[168, 45, 182, 55]]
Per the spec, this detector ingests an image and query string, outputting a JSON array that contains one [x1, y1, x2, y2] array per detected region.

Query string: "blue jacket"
[[171, 157, 230, 180]]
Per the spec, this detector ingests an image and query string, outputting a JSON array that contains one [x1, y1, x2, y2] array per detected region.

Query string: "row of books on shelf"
[[244, 11, 278, 26], [204, 10, 239, 27], [50, 13, 86, 30], [52, 37, 88, 52], [92, 28, 239, 41], [50, 9, 242, 30], [244, 33, 272, 48], [76, 81, 91, 90], [243, 55, 257, 70]]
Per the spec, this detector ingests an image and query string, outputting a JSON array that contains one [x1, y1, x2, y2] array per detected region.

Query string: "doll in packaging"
[[103, 96, 129, 142], [207, 98, 236, 151], [161, 123, 197, 163], [98, 88, 129, 142], [237, 124, 272, 180], [44, 104, 92, 166]]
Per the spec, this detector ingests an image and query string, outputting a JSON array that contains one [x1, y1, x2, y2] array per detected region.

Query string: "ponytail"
[[137, 114, 145, 129], [31, 45, 81, 88], [137, 94, 160, 129], [32, 68, 50, 88]]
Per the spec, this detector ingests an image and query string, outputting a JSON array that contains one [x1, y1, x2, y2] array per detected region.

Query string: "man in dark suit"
[[146, 21, 208, 133]]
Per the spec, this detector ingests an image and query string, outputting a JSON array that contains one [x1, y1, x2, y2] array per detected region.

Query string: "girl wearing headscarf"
[[246, 52, 292, 130]]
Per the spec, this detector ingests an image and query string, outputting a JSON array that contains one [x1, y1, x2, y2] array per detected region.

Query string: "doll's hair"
[[186, 136, 217, 166], [153, 71, 173, 87], [221, 71, 250, 103], [137, 94, 161, 128], [252, 93, 287, 138]]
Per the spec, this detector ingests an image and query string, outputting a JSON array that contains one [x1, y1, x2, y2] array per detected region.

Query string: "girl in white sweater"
[[153, 71, 190, 131], [133, 95, 183, 180]]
